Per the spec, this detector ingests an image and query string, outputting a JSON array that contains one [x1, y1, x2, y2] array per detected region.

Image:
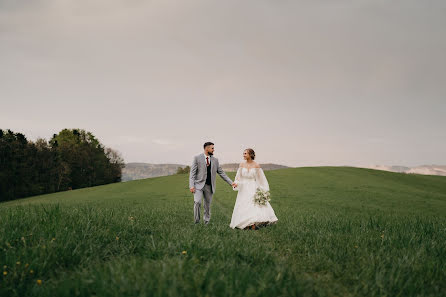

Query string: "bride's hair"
[[245, 148, 255, 160]]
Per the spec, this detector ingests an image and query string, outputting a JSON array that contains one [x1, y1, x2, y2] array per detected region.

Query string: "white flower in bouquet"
[[253, 188, 271, 206]]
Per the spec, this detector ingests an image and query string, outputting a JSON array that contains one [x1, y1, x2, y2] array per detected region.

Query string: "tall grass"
[[1, 167, 445, 296]]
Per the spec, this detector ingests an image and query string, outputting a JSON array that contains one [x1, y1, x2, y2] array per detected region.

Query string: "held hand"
[[232, 182, 237, 188], [190, 187, 196, 193]]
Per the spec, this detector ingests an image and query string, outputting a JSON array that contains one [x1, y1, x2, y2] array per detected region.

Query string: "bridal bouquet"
[[254, 188, 271, 206]]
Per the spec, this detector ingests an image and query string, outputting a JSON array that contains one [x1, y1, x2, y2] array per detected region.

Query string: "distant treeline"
[[176, 166, 190, 174], [0, 129, 125, 202]]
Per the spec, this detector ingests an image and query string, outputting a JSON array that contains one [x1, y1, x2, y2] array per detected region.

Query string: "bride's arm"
[[233, 166, 243, 191], [255, 168, 270, 192]]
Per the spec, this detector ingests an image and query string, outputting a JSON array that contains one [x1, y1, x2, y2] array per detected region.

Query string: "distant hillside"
[[364, 165, 446, 176], [221, 163, 289, 172], [122, 162, 290, 181], [407, 165, 446, 176], [122, 163, 186, 181]]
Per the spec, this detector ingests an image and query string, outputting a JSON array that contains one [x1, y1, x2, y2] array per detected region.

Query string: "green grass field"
[[1, 167, 445, 297]]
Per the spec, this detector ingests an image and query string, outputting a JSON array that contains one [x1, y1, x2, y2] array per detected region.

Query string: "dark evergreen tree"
[[0, 128, 124, 201]]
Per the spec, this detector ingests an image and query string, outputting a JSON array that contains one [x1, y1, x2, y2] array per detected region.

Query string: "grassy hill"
[[1, 167, 445, 297]]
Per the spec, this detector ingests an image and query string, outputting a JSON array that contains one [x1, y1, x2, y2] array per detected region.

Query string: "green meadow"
[[1, 167, 445, 297]]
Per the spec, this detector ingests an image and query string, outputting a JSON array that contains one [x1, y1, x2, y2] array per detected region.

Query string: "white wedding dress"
[[230, 167, 278, 229]]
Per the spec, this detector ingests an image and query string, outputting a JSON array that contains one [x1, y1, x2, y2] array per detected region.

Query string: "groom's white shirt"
[[203, 153, 210, 163]]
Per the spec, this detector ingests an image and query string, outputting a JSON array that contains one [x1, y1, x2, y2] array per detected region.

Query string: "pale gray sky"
[[1, 0, 445, 167]]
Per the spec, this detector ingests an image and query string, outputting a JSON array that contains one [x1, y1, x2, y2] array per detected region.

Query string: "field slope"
[[1, 167, 445, 297]]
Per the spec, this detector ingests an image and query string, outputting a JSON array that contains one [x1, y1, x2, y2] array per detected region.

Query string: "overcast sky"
[[1, 0, 445, 167]]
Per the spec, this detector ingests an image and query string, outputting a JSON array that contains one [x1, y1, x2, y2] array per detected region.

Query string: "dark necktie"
[[206, 157, 210, 166]]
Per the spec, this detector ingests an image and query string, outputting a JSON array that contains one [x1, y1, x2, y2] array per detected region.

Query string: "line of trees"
[[0, 129, 125, 202]]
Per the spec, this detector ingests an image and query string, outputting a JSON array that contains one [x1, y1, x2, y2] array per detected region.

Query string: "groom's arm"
[[189, 156, 198, 189], [216, 162, 233, 186]]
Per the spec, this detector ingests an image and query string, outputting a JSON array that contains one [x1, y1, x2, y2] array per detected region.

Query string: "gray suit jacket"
[[189, 154, 233, 193]]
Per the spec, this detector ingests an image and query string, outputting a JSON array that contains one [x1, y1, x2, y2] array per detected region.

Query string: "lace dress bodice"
[[233, 167, 270, 191], [239, 168, 257, 179]]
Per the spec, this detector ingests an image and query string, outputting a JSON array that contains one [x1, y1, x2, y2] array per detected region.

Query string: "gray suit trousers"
[[194, 184, 213, 224]]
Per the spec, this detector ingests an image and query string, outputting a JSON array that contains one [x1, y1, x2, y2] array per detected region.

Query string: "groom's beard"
[[208, 152, 213, 156]]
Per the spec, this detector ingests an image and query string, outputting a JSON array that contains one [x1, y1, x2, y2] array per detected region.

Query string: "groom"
[[189, 142, 235, 224]]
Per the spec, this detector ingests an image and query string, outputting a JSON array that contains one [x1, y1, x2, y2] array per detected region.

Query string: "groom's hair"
[[203, 142, 214, 149]]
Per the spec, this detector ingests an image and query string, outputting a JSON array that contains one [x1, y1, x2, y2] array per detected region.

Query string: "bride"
[[230, 148, 278, 230]]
